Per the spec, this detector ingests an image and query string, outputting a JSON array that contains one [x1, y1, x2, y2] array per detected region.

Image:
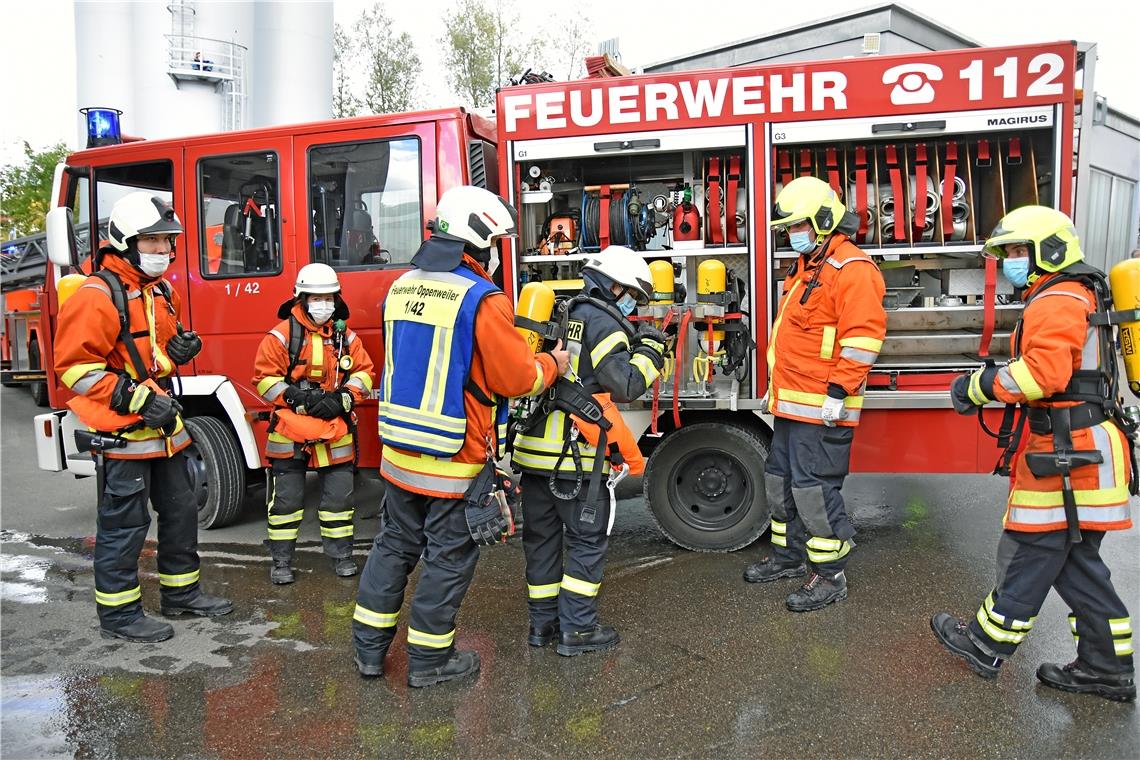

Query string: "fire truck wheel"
[[29, 340, 48, 407], [183, 416, 246, 529], [644, 422, 769, 552]]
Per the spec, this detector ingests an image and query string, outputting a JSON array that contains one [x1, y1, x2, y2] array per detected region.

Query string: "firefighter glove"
[[820, 396, 848, 427], [141, 392, 181, 430], [166, 330, 203, 365], [306, 390, 346, 420], [634, 325, 668, 355], [759, 393, 770, 415], [465, 495, 509, 546], [950, 374, 977, 415], [336, 388, 355, 413], [282, 385, 308, 410]]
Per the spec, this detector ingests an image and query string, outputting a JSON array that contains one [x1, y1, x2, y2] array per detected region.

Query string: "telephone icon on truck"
[[882, 63, 943, 105]]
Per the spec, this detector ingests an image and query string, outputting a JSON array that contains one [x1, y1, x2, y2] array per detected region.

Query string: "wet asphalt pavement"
[[2, 386, 1138, 758]]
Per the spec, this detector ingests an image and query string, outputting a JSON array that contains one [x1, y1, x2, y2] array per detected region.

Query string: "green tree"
[[332, 22, 360, 118], [1, 142, 69, 239], [444, 0, 536, 108], [333, 4, 423, 118]]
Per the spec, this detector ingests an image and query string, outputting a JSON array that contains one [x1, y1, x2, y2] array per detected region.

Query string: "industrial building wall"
[[73, 0, 332, 144]]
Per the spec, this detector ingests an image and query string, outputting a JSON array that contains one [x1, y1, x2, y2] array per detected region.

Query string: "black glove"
[[634, 325, 668, 355], [633, 342, 666, 371], [307, 390, 348, 420], [464, 463, 510, 546], [166, 330, 202, 365], [282, 385, 308, 410], [141, 392, 181, 430], [950, 374, 976, 416]]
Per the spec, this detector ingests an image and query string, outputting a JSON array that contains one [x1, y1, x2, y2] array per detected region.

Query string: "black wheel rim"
[[666, 447, 753, 532], [184, 439, 210, 515]]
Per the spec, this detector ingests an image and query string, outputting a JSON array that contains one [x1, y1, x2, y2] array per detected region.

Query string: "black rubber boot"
[[101, 614, 174, 643], [354, 650, 386, 678], [269, 543, 295, 585], [528, 622, 559, 647], [786, 571, 848, 612], [1036, 661, 1136, 702], [333, 556, 358, 577], [556, 624, 620, 657], [407, 650, 481, 688], [744, 556, 807, 584], [161, 592, 235, 618], [930, 612, 1002, 679]]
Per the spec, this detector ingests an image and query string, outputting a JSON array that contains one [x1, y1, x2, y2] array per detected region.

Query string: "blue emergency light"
[[81, 107, 123, 148]]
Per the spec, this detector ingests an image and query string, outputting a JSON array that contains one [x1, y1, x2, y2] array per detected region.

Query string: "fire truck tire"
[[28, 340, 48, 407], [644, 422, 769, 552], [183, 416, 246, 529]]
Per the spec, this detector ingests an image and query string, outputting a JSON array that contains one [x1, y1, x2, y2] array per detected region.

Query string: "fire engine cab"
[[33, 42, 1108, 551]]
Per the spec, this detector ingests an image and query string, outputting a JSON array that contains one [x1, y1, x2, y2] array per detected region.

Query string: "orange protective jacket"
[[53, 254, 190, 459], [982, 274, 1132, 533], [252, 303, 375, 468], [380, 254, 560, 498], [767, 234, 887, 427]]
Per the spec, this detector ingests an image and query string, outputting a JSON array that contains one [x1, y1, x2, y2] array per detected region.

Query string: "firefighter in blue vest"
[[512, 246, 666, 656], [352, 185, 569, 687]]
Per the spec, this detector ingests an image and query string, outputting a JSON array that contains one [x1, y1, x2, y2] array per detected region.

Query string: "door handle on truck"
[[871, 120, 947, 134], [593, 138, 662, 152]]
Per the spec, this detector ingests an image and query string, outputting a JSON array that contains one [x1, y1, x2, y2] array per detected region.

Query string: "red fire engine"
[[33, 42, 1103, 550]]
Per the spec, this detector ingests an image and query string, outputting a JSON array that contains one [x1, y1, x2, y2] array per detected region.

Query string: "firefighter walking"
[[352, 186, 568, 687], [933, 206, 1135, 702], [744, 176, 886, 611], [513, 246, 666, 655], [252, 263, 375, 583], [54, 192, 233, 642]]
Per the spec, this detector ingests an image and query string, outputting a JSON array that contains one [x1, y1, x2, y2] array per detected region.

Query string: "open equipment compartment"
[[769, 104, 1059, 386], [509, 125, 758, 409]]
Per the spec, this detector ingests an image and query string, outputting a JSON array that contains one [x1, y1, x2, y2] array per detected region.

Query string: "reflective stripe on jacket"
[[990, 276, 1132, 533], [54, 255, 190, 459], [767, 235, 886, 427]]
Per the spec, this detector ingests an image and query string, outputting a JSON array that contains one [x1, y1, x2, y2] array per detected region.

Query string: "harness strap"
[[94, 270, 150, 381]]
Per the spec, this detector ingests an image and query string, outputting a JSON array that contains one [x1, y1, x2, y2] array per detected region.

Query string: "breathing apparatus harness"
[[978, 263, 1140, 543]]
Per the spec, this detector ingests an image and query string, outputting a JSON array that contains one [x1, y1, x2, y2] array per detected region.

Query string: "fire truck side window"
[[67, 175, 92, 269], [307, 137, 423, 269], [197, 152, 282, 278], [93, 161, 174, 261]]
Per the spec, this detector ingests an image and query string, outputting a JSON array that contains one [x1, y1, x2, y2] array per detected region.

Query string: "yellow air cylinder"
[[1110, 258, 1140, 396], [697, 259, 726, 352], [649, 260, 674, 304], [56, 273, 87, 307], [516, 281, 555, 354]]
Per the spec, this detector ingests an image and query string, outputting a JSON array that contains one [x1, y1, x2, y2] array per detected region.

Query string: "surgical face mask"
[[789, 230, 816, 254], [1002, 257, 1030, 288], [138, 253, 170, 278], [616, 292, 638, 317], [307, 300, 335, 324]]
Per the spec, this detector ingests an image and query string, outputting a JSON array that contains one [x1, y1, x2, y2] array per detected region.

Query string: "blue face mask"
[[616, 292, 638, 317], [789, 229, 816, 253], [1002, 257, 1030, 288]]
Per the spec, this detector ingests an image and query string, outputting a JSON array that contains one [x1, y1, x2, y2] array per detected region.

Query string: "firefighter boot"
[[407, 650, 481, 688], [786, 571, 847, 612], [101, 614, 174, 643], [930, 612, 1002, 679], [528, 622, 560, 647], [354, 646, 388, 678], [333, 556, 358, 578], [161, 591, 235, 618], [744, 555, 807, 583], [1036, 661, 1137, 702], [556, 625, 620, 657], [269, 543, 295, 585]]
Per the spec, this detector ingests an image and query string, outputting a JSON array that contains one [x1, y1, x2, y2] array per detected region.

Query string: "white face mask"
[[485, 248, 500, 277], [138, 253, 170, 278], [307, 301, 335, 324]]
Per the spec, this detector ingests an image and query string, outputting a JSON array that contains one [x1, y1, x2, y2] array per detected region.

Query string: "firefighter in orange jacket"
[[743, 176, 886, 612], [252, 263, 375, 583], [352, 186, 569, 687], [933, 206, 1135, 702], [54, 192, 233, 643]]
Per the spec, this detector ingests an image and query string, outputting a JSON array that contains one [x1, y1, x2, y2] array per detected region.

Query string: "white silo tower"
[[73, 0, 332, 145]]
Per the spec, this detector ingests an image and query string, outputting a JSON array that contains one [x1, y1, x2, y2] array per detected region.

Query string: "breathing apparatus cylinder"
[[697, 259, 727, 354], [516, 281, 556, 354], [56, 273, 87, 307], [649, 260, 675, 304], [1110, 258, 1140, 397]]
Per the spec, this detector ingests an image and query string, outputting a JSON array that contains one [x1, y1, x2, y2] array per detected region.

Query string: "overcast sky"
[[2, 0, 1138, 167]]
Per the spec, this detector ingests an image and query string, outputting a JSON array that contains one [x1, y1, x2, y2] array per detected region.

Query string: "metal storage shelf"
[[520, 246, 747, 263]]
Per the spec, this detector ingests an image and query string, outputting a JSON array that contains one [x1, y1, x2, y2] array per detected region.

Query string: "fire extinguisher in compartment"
[[672, 185, 701, 242]]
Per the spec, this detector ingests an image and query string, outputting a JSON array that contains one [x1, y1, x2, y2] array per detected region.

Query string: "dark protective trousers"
[[352, 483, 478, 670], [765, 417, 856, 575], [95, 453, 201, 627], [968, 529, 1134, 674], [521, 473, 610, 634], [267, 455, 354, 559]]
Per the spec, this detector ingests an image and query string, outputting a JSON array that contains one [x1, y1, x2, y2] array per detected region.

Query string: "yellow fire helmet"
[[983, 205, 1084, 273], [769, 176, 847, 236]]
